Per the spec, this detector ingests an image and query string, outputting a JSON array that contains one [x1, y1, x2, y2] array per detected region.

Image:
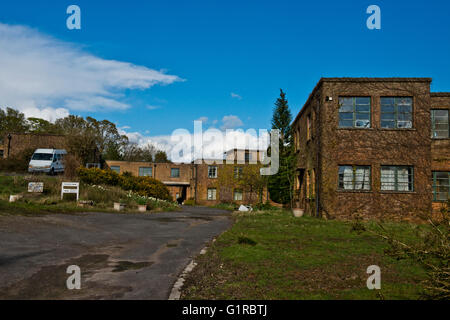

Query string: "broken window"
[[207, 188, 217, 200], [431, 109, 449, 139], [339, 97, 371, 128], [234, 166, 243, 179], [338, 166, 371, 191], [381, 97, 413, 129], [381, 166, 414, 192], [208, 166, 218, 178], [233, 189, 243, 201], [432, 172, 450, 202]]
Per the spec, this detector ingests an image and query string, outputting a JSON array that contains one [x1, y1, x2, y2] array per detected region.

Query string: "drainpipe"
[[194, 163, 198, 204], [7, 134, 12, 158]]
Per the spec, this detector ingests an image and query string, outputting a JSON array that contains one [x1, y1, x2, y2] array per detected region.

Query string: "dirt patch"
[[112, 261, 153, 273]]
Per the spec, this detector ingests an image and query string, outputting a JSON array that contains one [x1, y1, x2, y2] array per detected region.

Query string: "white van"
[[28, 149, 67, 175]]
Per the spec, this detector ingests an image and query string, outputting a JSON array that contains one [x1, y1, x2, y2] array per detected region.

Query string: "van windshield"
[[32, 153, 53, 161]]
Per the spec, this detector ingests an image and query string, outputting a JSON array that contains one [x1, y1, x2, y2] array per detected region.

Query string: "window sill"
[[379, 128, 416, 131], [379, 191, 416, 195], [432, 138, 450, 141], [337, 190, 372, 194], [337, 127, 373, 131]]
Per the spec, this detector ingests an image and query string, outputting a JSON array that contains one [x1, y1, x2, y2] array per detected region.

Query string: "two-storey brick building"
[[106, 149, 269, 205], [292, 78, 450, 221]]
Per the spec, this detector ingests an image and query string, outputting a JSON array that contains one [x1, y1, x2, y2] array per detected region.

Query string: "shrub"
[[0, 148, 35, 173], [184, 199, 196, 206], [77, 167, 172, 201], [63, 154, 81, 179]]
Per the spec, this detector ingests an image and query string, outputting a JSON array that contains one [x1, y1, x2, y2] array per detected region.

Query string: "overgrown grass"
[[0, 175, 178, 215], [181, 210, 428, 300]]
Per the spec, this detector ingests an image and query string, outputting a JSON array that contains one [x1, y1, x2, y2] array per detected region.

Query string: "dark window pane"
[[356, 97, 370, 105], [381, 121, 395, 128]]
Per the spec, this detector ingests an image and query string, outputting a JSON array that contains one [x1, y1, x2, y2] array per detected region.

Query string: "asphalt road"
[[0, 206, 231, 300]]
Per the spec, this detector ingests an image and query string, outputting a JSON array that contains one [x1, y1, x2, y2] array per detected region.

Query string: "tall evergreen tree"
[[268, 89, 295, 205]]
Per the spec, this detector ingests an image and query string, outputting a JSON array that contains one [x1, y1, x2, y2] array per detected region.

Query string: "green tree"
[[268, 89, 295, 206], [0, 108, 30, 137], [154, 150, 170, 163]]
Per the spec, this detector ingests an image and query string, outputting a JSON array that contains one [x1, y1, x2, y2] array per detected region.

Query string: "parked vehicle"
[[28, 149, 67, 175]]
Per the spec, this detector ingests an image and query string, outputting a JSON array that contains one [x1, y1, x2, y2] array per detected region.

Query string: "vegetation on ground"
[[181, 209, 430, 300], [0, 175, 178, 216]]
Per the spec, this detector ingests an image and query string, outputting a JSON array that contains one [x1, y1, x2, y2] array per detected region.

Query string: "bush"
[[0, 148, 35, 173], [184, 199, 196, 206], [63, 154, 81, 179], [77, 167, 172, 201]]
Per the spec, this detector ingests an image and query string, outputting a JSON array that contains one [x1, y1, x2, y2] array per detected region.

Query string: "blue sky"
[[0, 0, 449, 153]]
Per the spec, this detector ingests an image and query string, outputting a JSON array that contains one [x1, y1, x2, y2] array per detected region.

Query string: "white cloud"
[[195, 116, 208, 123], [20, 106, 70, 123], [120, 127, 269, 164], [221, 115, 243, 130], [0, 23, 182, 120], [231, 92, 242, 100], [146, 105, 161, 110]]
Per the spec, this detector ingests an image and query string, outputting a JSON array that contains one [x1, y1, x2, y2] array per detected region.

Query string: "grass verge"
[[181, 210, 428, 300]]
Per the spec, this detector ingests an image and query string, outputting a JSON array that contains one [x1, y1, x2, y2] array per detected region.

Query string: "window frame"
[[139, 167, 153, 177], [431, 109, 449, 139], [208, 166, 218, 179], [380, 166, 414, 192], [380, 97, 414, 129], [432, 171, 450, 202], [233, 189, 243, 201], [110, 166, 120, 174], [338, 97, 372, 129], [171, 168, 180, 178], [234, 166, 243, 179], [207, 188, 217, 201], [338, 165, 372, 191]]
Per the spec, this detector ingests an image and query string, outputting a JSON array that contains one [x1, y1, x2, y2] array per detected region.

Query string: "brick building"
[[106, 149, 269, 205], [292, 78, 450, 221], [0, 133, 66, 159]]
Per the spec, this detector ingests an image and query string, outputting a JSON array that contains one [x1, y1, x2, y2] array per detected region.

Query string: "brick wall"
[[1, 133, 66, 159], [293, 78, 449, 221]]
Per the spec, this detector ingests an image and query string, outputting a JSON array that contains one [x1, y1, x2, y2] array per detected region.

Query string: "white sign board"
[[28, 182, 44, 193], [61, 182, 80, 201]]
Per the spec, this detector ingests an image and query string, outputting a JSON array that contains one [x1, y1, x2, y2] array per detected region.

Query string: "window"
[[245, 151, 251, 163], [208, 166, 218, 178], [0, 149, 3, 158], [233, 189, 243, 201], [110, 166, 120, 174], [339, 97, 371, 128], [381, 97, 413, 129], [139, 167, 152, 177], [338, 166, 371, 191], [171, 168, 180, 178], [381, 166, 414, 192], [431, 109, 449, 139], [306, 169, 315, 198], [307, 114, 311, 140], [432, 172, 450, 202], [207, 188, 217, 201], [234, 166, 243, 179]]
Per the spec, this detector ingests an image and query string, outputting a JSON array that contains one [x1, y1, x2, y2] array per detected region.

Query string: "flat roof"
[[292, 77, 434, 125]]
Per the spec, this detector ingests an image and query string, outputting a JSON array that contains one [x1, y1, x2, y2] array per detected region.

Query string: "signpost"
[[61, 182, 80, 201], [28, 182, 44, 193]]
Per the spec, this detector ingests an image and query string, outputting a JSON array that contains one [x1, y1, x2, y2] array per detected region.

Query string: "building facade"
[[292, 78, 450, 221], [106, 149, 269, 205]]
